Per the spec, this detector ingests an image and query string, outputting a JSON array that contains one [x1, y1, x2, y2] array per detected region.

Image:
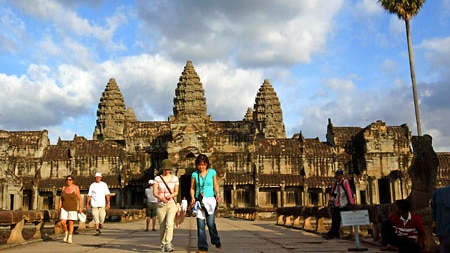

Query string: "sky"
[[1, 0, 450, 152]]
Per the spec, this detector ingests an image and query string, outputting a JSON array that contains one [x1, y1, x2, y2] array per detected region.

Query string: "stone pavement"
[[0, 217, 385, 253]]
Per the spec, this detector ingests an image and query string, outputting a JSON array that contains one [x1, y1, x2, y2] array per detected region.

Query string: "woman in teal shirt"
[[190, 154, 221, 253]]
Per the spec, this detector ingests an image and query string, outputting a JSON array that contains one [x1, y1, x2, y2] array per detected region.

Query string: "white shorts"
[[60, 208, 78, 221]]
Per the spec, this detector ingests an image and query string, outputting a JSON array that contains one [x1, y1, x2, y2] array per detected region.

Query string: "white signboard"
[[341, 210, 370, 227]]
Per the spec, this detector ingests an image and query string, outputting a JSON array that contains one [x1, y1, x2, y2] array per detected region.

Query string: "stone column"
[[280, 181, 285, 207], [389, 176, 395, 204], [354, 178, 361, 205], [52, 186, 57, 210], [303, 182, 309, 206], [232, 180, 237, 208], [254, 177, 259, 207], [32, 181, 38, 210], [321, 182, 326, 206], [372, 178, 379, 204]]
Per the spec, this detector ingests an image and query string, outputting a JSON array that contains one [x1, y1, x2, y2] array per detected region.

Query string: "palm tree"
[[378, 0, 425, 136]]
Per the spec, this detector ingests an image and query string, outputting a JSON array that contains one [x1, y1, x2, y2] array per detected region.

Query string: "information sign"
[[341, 210, 370, 227]]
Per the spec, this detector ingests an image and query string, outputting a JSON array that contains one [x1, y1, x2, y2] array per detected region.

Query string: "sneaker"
[[95, 229, 101, 236], [215, 243, 221, 248], [163, 244, 174, 252], [67, 237, 72, 244]]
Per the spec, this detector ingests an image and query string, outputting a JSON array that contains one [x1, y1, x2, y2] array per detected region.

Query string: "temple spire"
[[253, 79, 286, 138], [170, 60, 209, 123], [93, 78, 136, 141]]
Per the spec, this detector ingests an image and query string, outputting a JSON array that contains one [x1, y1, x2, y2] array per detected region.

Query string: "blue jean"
[[196, 211, 221, 251]]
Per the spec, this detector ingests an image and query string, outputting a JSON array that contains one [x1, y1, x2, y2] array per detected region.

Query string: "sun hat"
[[161, 159, 173, 170], [95, 172, 102, 177]]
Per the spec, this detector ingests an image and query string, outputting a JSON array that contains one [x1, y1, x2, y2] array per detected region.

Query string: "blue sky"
[[1, 0, 450, 151]]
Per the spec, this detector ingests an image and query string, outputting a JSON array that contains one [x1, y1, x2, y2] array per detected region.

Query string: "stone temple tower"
[[168, 61, 212, 157], [253, 79, 286, 138], [169, 60, 211, 125], [93, 78, 136, 141]]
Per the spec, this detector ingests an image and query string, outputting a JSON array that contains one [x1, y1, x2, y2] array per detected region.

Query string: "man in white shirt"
[[144, 179, 158, 231], [86, 172, 111, 236]]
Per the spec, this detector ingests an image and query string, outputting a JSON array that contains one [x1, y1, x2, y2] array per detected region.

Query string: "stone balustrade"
[[235, 204, 394, 242], [0, 208, 146, 244], [234, 207, 277, 221]]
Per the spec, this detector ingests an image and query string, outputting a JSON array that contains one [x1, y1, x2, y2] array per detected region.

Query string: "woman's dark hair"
[[195, 154, 210, 168]]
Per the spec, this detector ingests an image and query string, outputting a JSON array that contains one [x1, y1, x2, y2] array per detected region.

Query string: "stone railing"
[[0, 208, 146, 244], [234, 207, 277, 221], [274, 204, 393, 241], [234, 204, 394, 241]]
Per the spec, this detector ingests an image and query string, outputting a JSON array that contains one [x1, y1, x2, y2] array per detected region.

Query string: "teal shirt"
[[192, 168, 217, 198]]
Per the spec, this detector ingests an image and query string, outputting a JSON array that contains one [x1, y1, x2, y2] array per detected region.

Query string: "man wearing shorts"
[[86, 172, 111, 236], [145, 179, 158, 231]]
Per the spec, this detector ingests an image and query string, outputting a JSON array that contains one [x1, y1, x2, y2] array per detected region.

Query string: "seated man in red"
[[380, 199, 427, 253]]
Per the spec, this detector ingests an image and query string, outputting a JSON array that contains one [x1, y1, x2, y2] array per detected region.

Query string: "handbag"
[[160, 176, 184, 225], [78, 212, 86, 223]]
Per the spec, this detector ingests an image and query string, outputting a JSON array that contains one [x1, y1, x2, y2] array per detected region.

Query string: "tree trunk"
[[405, 19, 422, 136]]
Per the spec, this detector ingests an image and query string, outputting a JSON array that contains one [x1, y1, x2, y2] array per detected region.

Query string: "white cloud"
[[420, 37, 450, 75], [354, 0, 384, 17], [137, 0, 344, 67], [389, 16, 404, 37], [0, 7, 26, 53], [1, 0, 449, 153]]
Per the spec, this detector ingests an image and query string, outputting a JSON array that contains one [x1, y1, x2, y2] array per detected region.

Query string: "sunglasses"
[[66, 179, 73, 181]]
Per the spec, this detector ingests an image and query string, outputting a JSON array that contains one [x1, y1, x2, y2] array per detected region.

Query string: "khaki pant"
[[91, 206, 106, 225], [157, 202, 177, 247]]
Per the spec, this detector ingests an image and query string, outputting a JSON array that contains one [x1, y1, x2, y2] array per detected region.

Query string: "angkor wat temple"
[[1, 60, 449, 213]]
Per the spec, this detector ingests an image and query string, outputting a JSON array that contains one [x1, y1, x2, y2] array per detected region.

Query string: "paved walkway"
[[1, 217, 385, 252]]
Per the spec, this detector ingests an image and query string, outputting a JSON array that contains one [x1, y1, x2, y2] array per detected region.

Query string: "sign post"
[[340, 210, 370, 251]]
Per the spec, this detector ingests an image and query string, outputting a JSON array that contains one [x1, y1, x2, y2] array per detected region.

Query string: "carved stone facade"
[[0, 60, 449, 212]]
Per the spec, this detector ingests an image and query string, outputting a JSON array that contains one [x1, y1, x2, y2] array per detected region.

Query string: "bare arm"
[[75, 186, 82, 212], [213, 174, 221, 202], [86, 196, 91, 209], [190, 177, 196, 206], [106, 194, 111, 210], [172, 183, 178, 199], [153, 181, 159, 198], [58, 187, 64, 211]]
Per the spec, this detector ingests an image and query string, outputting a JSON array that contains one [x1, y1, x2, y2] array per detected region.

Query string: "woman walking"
[[153, 159, 179, 252], [58, 175, 82, 244], [190, 154, 222, 253]]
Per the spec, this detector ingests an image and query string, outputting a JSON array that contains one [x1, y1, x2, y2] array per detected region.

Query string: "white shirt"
[[88, 181, 110, 207], [181, 199, 188, 211], [145, 187, 158, 203]]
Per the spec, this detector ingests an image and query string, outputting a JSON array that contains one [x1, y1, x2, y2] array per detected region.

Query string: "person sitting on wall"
[[380, 199, 427, 253]]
